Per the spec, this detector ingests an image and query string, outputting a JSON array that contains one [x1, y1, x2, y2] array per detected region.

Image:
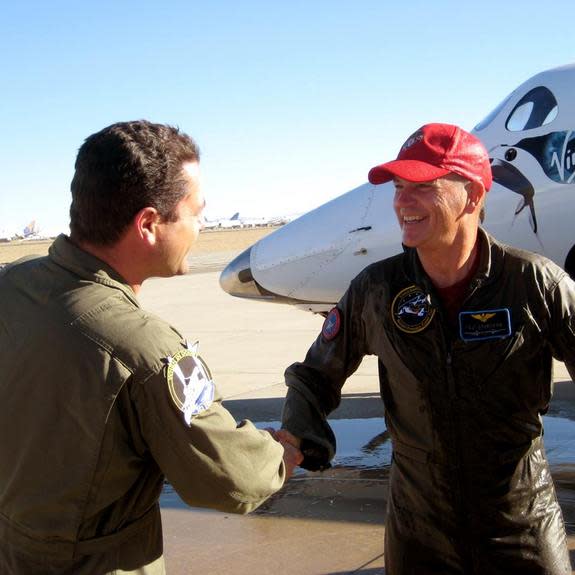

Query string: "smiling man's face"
[[392, 174, 470, 254]]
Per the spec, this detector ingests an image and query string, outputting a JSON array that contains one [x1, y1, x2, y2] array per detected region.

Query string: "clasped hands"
[[266, 428, 303, 478]]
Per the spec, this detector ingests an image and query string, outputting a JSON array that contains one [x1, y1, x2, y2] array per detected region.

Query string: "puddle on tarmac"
[[162, 415, 575, 531], [257, 415, 575, 471]]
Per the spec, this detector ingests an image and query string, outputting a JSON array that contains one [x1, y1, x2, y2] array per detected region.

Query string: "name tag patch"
[[459, 308, 512, 342]]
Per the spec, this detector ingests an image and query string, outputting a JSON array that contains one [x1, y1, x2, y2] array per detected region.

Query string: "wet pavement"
[[161, 413, 575, 521], [160, 412, 575, 574], [159, 418, 390, 575]]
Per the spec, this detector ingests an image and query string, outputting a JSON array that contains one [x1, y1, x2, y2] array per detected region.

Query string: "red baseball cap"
[[368, 123, 492, 191]]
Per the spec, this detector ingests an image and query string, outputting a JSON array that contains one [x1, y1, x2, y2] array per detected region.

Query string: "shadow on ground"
[[223, 392, 384, 422]]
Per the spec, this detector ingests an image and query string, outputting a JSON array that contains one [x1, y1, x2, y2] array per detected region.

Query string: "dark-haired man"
[[0, 120, 302, 574], [279, 123, 575, 573]]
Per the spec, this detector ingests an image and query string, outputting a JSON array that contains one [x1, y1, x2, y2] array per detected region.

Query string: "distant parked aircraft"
[[22, 220, 39, 238], [203, 212, 296, 230], [203, 212, 243, 230]]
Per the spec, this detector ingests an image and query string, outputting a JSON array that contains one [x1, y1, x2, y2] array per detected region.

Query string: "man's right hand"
[[265, 428, 303, 478], [280, 439, 304, 479], [275, 428, 301, 449]]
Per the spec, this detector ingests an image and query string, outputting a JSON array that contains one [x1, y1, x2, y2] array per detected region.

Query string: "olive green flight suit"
[[0, 235, 285, 574]]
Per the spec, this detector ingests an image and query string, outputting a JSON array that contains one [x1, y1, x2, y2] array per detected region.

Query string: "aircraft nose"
[[219, 246, 273, 299]]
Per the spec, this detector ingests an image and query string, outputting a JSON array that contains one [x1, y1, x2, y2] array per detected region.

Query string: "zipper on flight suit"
[[451, 276, 484, 569], [434, 289, 478, 568]]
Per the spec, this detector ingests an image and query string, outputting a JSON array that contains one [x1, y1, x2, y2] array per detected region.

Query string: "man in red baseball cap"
[[279, 123, 575, 573], [368, 123, 492, 291]]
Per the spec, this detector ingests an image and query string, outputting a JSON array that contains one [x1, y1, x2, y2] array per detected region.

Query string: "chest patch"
[[322, 307, 341, 341], [165, 347, 215, 425], [391, 285, 435, 334], [459, 308, 512, 341]]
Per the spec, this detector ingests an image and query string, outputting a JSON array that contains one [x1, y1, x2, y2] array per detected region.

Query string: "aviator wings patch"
[[471, 313, 496, 323], [459, 308, 512, 342]]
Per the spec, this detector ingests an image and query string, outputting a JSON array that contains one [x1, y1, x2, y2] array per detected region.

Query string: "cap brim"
[[368, 160, 451, 185]]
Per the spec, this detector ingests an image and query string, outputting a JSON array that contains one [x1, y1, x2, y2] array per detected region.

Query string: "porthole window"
[[506, 86, 558, 131]]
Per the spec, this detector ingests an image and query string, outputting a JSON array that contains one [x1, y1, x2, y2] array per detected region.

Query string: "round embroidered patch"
[[166, 349, 215, 425], [322, 307, 341, 341], [391, 285, 435, 334]]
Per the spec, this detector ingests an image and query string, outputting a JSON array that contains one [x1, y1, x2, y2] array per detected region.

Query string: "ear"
[[133, 207, 162, 246], [464, 180, 486, 215]]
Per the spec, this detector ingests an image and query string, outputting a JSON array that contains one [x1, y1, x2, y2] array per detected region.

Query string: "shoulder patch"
[[322, 307, 341, 341], [391, 285, 435, 334], [165, 347, 215, 425]]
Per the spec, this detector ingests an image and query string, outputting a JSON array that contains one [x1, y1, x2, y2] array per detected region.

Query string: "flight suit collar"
[[49, 234, 140, 307], [402, 227, 500, 292], [469, 227, 504, 290]]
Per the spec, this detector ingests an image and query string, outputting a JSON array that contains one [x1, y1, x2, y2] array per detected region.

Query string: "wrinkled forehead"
[[392, 175, 440, 186], [395, 172, 469, 183]]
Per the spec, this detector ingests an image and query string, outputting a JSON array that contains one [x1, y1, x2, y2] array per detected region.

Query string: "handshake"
[[266, 428, 304, 479]]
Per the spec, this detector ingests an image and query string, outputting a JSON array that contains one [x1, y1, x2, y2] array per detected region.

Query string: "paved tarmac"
[[139, 267, 575, 574]]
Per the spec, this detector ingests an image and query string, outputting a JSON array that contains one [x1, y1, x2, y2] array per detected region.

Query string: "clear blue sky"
[[1, 0, 573, 236]]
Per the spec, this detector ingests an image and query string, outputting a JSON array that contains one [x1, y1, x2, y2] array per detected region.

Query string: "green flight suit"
[[0, 235, 285, 574]]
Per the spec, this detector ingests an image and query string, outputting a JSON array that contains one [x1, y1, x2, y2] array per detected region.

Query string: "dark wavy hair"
[[70, 120, 200, 245]]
